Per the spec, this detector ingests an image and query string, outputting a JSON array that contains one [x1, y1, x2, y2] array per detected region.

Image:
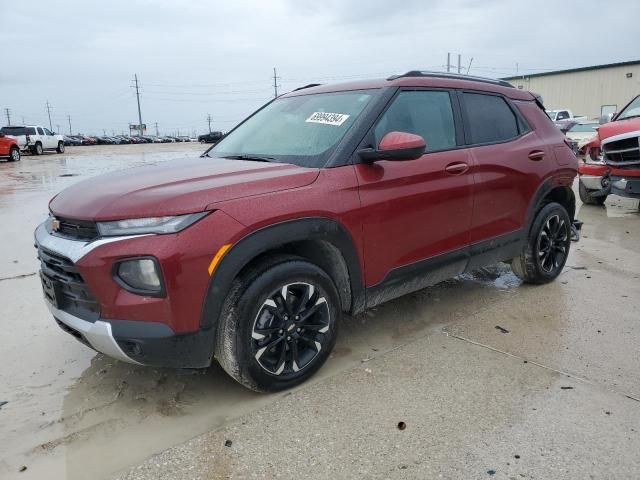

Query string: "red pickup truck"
[[578, 95, 640, 205], [36, 72, 580, 391], [0, 132, 20, 162]]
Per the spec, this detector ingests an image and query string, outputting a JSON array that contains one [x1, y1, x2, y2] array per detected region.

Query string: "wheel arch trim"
[[200, 216, 365, 330]]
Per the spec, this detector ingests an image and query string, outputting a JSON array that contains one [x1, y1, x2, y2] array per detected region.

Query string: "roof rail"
[[387, 70, 514, 88], [292, 83, 323, 92]]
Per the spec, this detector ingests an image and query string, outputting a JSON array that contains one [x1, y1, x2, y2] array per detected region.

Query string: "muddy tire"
[[578, 179, 606, 205], [56, 141, 65, 153], [32, 142, 43, 155], [8, 146, 20, 162], [512, 202, 571, 284], [215, 255, 340, 392]]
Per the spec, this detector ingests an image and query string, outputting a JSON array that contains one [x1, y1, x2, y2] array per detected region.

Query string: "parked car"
[[577, 94, 640, 205], [63, 135, 82, 146], [0, 125, 65, 155], [0, 132, 20, 161], [177, 136, 192, 142], [36, 71, 580, 392], [546, 109, 587, 123], [80, 136, 98, 145], [198, 131, 224, 143]]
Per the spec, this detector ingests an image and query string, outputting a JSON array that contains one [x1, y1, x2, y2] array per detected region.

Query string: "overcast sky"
[[1, 0, 639, 136]]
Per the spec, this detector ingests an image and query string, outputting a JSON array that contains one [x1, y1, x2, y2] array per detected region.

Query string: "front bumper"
[[34, 209, 246, 367]]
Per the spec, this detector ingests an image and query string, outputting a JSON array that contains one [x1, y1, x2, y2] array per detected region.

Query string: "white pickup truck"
[[0, 125, 65, 155], [545, 109, 587, 123]]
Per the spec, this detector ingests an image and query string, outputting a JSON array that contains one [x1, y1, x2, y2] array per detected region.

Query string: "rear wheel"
[[512, 202, 571, 284], [215, 255, 340, 392], [32, 142, 43, 155], [578, 179, 606, 205], [8, 146, 20, 162], [56, 141, 65, 153]]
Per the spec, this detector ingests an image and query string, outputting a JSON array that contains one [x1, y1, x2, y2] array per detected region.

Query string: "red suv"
[[36, 72, 579, 391]]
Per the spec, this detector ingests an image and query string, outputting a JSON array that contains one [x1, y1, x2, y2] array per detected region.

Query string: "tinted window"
[[26, 127, 36, 135], [557, 111, 569, 120], [0, 126, 26, 136], [374, 90, 456, 152], [463, 93, 519, 144], [44, 128, 53, 135], [37, 127, 44, 135]]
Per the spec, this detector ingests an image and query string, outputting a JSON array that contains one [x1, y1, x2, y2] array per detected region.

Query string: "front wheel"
[[56, 141, 65, 153], [8, 146, 20, 162], [578, 179, 606, 205], [215, 255, 340, 392], [512, 202, 572, 284]]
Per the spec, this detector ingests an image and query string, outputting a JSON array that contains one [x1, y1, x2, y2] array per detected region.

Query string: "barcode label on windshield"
[[305, 112, 350, 126]]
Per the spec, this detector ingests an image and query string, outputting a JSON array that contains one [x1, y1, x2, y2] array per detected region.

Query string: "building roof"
[[502, 60, 640, 80]]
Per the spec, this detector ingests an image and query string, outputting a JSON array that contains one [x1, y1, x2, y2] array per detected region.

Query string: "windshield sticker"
[[305, 112, 350, 126]]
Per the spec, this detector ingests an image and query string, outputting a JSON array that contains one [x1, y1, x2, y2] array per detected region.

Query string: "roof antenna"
[[466, 57, 474, 75]]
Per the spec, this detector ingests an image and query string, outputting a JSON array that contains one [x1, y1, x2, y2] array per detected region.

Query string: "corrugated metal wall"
[[505, 64, 640, 119]]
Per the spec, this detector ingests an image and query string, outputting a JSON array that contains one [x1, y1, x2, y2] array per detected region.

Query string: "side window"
[[374, 90, 456, 152], [463, 93, 519, 144], [26, 127, 36, 135], [44, 128, 53, 135], [37, 127, 45, 135], [557, 111, 569, 120]]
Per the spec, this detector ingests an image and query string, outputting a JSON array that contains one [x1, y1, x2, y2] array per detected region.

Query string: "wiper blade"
[[223, 154, 276, 162]]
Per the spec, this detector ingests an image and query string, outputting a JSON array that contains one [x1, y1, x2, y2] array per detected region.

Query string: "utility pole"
[[154, 122, 159, 136], [207, 114, 212, 133], [45, 100, 53, 131], [132, 74, 143, 136], [272, 67, 281, 98], [446, 53, 451, 73], [4, 108, 10, 125], [56, 124, 61, 134], [67, 115, 72, 135], [457, 54, 461, 74]]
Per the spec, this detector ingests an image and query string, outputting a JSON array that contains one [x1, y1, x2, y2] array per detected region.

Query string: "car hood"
[[597, 117, 640, 142], [49, 157, 320, 221]]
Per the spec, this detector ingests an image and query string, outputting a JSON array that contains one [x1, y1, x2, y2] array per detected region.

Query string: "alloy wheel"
[[537, 214, 568, 273], [251, 282, 330, 376], [10, 149, 19, 161]]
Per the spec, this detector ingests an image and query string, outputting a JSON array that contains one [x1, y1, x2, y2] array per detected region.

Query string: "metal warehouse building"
[[502, 60, 640, 120]]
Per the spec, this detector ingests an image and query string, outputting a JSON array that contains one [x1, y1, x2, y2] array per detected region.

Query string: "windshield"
[[546, 110, 558, 119], [569, 123, 597, 133], [617, 96, 640, 120], [208, 90, 376, 167]]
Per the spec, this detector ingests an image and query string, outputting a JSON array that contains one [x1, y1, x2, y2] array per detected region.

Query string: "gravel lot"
[[1, 144, 638, 479]]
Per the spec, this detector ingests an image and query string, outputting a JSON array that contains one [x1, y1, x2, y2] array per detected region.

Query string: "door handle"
[[445, 162, 469, 175], [528, 150, 545, 161]]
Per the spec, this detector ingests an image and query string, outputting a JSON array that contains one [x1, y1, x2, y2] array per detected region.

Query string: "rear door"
[[460, 92, 545, 256], [354, 89, 474, 291]]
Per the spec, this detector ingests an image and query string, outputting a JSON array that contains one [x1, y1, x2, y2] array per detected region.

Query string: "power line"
[[272, 67, 281, 98], [45, 100, 53, 131]]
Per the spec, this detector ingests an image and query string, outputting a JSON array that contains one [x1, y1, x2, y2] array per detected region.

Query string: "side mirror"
[[599, 113, 615, 125], [358, 131, 426, 162]]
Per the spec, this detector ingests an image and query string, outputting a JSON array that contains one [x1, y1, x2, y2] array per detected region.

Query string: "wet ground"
[[0, 145, 639, 479]]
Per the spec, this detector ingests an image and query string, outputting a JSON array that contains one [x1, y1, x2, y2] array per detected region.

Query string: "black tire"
[[56, 141, 65, 153], [32, 142, 43, 155], [215, 255, 341, 392], [512, 202, 572, 284], [578, 179, 606, 205], [8, 146, 20, 162]]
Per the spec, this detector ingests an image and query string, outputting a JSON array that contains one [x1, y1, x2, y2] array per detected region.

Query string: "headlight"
[[97, 212, 208, 236], [115, 257, 163, 295]]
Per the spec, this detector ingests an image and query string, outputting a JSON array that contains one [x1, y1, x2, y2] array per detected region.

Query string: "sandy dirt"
[[0, 144, 638, 479]]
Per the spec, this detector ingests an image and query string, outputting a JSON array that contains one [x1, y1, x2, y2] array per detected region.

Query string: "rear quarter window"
[[463, 93, 520, 144]]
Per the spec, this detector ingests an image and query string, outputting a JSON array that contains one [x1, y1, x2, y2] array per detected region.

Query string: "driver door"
[[354, 89, 474, 297]]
